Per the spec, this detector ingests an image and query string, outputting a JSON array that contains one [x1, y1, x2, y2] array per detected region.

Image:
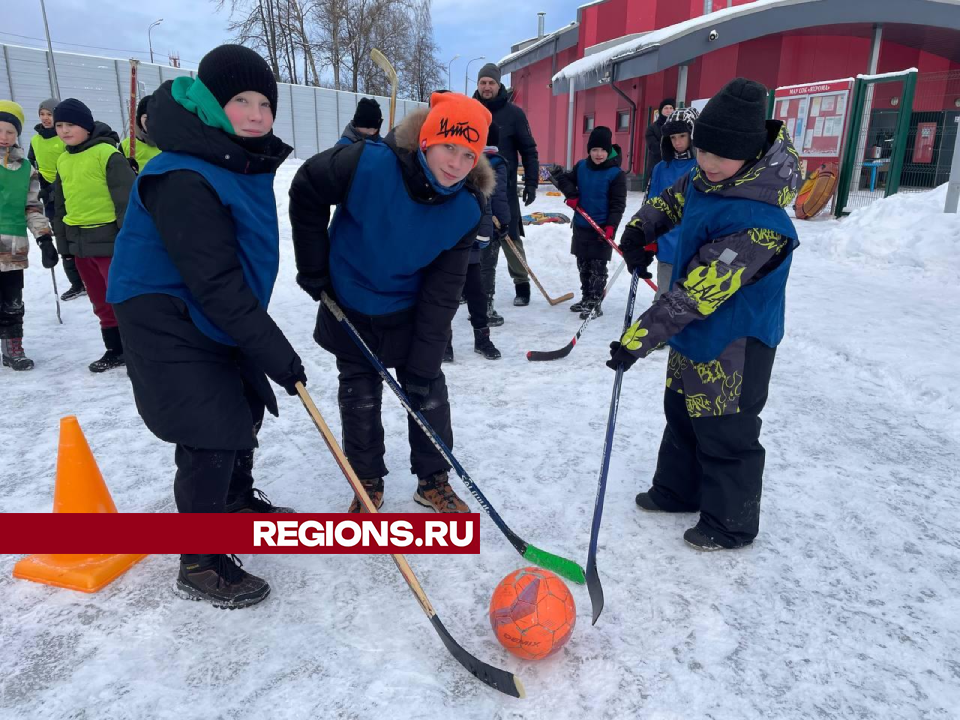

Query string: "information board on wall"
[[774, 79, 854, 162]]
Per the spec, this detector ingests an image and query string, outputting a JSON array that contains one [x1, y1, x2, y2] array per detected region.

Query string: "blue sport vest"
[[573, 161, 620, 229], [669, 183, 798, 363], [329, 142, 482, 315], [107, 152, 280, 346], [649, 158, 697, 263]]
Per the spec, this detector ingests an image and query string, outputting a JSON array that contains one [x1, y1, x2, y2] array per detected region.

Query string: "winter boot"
[[570, 299, 586, 313], [226, 488, 295, 513], [1, 338, 34, 371], [486, 296, 504, 327], [579, 297, 603, 320], [473, 327, 501, 360], [348, 477, 385, 513], [442, 337, 454, 363], [683, 525, 750, 552], [89, 326, 125, 373], [175, 554, 270, 609], [513, 281, 531, 306], [60, 285, 86, 302], [414, 472, 469, 513]]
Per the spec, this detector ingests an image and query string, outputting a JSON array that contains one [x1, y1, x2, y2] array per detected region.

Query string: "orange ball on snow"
[[489, 567, 576, 661]]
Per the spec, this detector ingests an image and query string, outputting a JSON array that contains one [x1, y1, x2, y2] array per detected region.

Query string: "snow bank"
[[808, 184, 960, 276]]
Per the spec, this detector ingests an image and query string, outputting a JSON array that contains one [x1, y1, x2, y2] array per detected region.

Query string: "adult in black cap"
[[107, 44, 305, 609], [338, 97, 383, 145], [643, 97, 675, 191], [473, 61, 539, 312]]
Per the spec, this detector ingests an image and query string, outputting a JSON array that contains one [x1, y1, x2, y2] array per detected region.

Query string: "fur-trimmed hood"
[[389, 108, 495, 200]]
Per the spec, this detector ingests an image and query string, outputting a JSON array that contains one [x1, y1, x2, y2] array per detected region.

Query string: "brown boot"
[[413, 472, 469, 513], [348, 477, 384, 513]]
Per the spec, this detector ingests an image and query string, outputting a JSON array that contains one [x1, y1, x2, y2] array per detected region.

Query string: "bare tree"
[[403, 0, 443, 100]]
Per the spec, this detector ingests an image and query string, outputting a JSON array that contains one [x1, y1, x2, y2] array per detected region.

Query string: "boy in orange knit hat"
[[290, 92, 494, 513]]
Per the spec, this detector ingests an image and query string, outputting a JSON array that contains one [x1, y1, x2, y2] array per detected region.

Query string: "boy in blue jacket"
[[609, 78, 801, 551], [553, 126, 627, 319], [647, 107, 698, 300]]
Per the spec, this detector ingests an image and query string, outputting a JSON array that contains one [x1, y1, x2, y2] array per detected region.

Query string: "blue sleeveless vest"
[[107, 152, 280, 346], [669, 183, 798, 363], [573, 161, 620, 228], [329, 142, 482, 315]]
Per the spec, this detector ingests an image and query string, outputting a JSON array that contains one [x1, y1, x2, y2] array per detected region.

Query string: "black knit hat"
[[53, 98, 95, 134], [693, 78, 769, 160], [658, 98, 676, 114], [587, 126, 613, 154], [486, 121, 500, 148], [352, 98, 382, 130], [477, 63, 501, 84], [198, 44, 278, 112], [135, 95, 152, 132]]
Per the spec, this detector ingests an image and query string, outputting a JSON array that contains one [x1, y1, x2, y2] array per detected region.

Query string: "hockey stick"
[[500, 234, 574, 306], [543, 165, 659, 293], [294, 383, 524, 698], [525, 259, 626, 362], [370, 49, 398, 130], [128, 59, 139, 162], [49, 269, 62, 324], [320, 292, 586, 585], [586, 268, 642, 625]]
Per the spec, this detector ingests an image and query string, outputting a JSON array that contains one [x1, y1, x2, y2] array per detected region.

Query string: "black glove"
[[276, 358, 307, 397], [38, 184, 53, 204], [606, 341, 640, 372], [37, 235, 59, 269], [296, 272, 329, 302], [522, 185, 537, 206], [128, 157, 140, 174], [619, 224, 655, 278], [403, 372, 432, 410]]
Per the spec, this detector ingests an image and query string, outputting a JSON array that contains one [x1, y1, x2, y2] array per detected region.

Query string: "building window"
[[583, 115, 595, 132], [616, 110, 630, 131]]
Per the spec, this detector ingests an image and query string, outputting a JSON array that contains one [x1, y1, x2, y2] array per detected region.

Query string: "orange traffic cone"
[[13, 416, 147, 593]]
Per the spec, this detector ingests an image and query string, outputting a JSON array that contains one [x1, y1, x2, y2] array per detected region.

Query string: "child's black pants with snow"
[[0, 270, 25, 339], [462, 262, 489, 329], [173, 445, 257, 513], [576, 257, 607, 303], [646, 338, 776, 548], [317, 304, 453, 481]]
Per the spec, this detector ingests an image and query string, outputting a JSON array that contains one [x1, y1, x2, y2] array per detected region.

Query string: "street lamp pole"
[[39, 0, 60, 98], [148, 19, 163, 64], [465, 56, 486, 96], [445, 54, 460, 91]]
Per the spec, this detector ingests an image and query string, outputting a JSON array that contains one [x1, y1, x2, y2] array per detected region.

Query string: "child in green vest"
[[52, 98, 136, 372], [0, 101, 57, 370], [27, 98, 86, 301], [119, 95, 162, 173]]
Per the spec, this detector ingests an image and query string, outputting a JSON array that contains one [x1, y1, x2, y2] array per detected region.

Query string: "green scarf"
[[171, 77, 235, 135]]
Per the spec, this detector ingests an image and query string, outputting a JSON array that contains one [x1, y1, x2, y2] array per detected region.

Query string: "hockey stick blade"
[[320, 293, 586, 585], [295, 384, 524, 698], [431, 616, 525, 698], [370, 48, 398, 81], [547, 292, 575, 306]]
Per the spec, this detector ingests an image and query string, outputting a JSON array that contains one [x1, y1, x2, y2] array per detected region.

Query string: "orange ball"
[[489, 567, 576, 661]]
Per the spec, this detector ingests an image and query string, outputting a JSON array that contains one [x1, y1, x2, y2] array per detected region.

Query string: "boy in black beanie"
[[338, 98, 383, 145], [551, 125, 626, 319], [120, 95, 162, 172], [610, 78, 801, 551]]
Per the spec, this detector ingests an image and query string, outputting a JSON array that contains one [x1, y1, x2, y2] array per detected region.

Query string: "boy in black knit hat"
[[120, 95, 162, 172], [338, 98, 383, 145], [52, 98, 136, 372], [610, 78, 801, 551], [551, 125, 626, 319]]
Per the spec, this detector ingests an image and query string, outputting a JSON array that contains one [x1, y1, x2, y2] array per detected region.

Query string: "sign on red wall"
[[774, 79, 854, 165]]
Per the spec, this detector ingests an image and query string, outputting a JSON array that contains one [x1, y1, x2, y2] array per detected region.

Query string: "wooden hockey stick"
[[370, 49, 398, 129]]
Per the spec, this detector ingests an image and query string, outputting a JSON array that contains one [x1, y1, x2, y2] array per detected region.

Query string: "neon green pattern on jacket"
[[30, 133, 66, 184], [120, 138, 162, 171], [57, 143, 120, 227]]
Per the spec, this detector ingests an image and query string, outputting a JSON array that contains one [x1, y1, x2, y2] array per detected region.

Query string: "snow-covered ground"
[[2, 164, 958, 719]]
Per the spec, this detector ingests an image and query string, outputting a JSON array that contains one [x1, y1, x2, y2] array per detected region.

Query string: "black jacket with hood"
[[289, 108, 494, 380]]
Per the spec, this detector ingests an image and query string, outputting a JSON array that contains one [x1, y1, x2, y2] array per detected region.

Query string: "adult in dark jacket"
[[643, 98, 675, 191], [107, 45, 306, 609], [473, 62, 539, 310], [553, 126, 627, 319], [337, 97, 383, 145], [289, 91, 494, 514]]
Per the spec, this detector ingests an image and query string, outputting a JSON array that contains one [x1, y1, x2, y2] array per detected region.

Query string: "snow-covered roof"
[[858, 68, 919, 80], [553, 0, 792, 84], [498, 23, 578, 67]]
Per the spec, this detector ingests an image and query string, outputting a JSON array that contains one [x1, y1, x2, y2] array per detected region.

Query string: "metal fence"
[[0, 42, 427, 160]]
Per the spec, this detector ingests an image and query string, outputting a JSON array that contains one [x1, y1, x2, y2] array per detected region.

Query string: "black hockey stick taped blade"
[[586, 558, 604, 625], [527, 342, 575, 362], [430, 615, 525, 698]]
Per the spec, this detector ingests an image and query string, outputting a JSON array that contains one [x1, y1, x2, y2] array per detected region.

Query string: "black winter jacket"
[[473, 86, 539, 192]]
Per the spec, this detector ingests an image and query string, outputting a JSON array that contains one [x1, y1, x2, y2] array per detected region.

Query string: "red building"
[[499, 0, 960, 186]]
